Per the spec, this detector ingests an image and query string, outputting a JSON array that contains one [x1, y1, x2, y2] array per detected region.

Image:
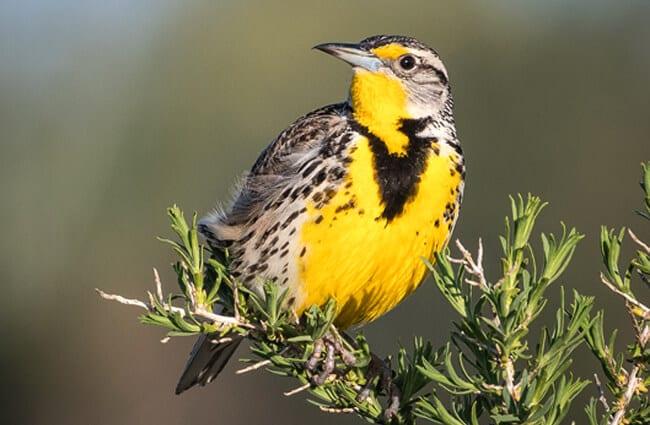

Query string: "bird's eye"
[[398, 55, 416, 70]]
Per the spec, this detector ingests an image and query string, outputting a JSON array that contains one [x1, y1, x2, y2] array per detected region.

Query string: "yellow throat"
[[350, 69, 410, 155]]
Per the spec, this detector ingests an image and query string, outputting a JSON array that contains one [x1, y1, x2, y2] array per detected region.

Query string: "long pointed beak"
[[313, 43, 383, 71]]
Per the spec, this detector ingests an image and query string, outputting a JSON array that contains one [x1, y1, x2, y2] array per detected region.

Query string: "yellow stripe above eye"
[[371, 43, 409, 60]]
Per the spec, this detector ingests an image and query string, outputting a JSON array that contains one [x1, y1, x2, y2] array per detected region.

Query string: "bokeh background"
[[1, 1, 649, 424]]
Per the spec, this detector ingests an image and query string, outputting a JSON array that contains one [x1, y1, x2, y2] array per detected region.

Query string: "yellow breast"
[[296, 136, 462, 328]]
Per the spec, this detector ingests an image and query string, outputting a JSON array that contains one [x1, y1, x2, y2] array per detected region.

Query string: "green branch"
[[585, 162, 650, 425], [98, 161, 650, 424], [98, 192, 602, 424], [418, 194, 592, 425]]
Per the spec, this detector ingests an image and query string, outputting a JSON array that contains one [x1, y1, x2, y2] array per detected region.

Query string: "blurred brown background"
[[1, 1, 649, 424]]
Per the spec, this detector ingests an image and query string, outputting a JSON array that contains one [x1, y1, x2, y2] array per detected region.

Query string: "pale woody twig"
[[450, 239, 520, 401], [640, 324, 650, 346], [96, 289, 151, 310], [319, 406, 355, 414], [194, 307, 244, 326], [609, 323, 648, 425], [593, 373, 609, 411], [146, 291, 157, 308], [235, 359, 272, 375], [97, 266, 255, 331], [481, 383, 504, 393], [503, 357, 519, 402], [599, 273, 650, 319], [600, 265, 649, 425], [450, 238, 505, 331], [628, 229, 650, 254], [153, 268, 164, 301], [284, 382, 311, 396], [449, 238, 488, 290], [96, 288, 244, 326], [610, 365, 641, 425], [183, 263, 197, 308]]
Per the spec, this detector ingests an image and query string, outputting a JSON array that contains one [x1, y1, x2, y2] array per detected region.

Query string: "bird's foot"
[[356, 353, 401, 423], [306, 331, 357, 385]]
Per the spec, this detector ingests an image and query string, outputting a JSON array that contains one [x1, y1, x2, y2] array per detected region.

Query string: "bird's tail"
[[175, 332, 243, 394]]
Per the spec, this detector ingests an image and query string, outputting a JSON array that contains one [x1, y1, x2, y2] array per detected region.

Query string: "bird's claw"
[[306, 332, 357, 385], [305, 334, 400, 421], [356, 353, 401, 422], [383, 383, 401, 423], [306, 339, 324, 372]]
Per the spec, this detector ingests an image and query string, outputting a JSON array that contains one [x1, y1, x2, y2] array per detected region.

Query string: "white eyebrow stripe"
[[409, 49, 449, 82]]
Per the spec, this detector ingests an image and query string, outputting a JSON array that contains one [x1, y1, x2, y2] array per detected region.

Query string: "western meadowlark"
[[176, 35, 465, 394]]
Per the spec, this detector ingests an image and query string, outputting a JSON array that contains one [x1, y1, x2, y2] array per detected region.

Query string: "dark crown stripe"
[[359, 35, 439, 56]]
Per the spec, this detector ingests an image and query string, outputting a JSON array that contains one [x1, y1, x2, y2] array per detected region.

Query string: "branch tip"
[[284, 382, 311, 396], [236, 359, 272, 375]]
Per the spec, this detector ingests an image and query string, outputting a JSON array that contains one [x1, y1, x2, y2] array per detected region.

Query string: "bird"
[[175, 35, 465, 394]]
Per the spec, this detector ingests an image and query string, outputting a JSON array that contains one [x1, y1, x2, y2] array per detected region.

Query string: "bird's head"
[[315, 35, 451, 128]]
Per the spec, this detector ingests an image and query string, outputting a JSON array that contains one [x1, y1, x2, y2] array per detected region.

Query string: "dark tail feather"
[[175, 333, 243, 394], [176, 223, 240, 394]]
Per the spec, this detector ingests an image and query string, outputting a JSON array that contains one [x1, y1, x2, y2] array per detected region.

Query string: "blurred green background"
[[1, 1, 648, 424]]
